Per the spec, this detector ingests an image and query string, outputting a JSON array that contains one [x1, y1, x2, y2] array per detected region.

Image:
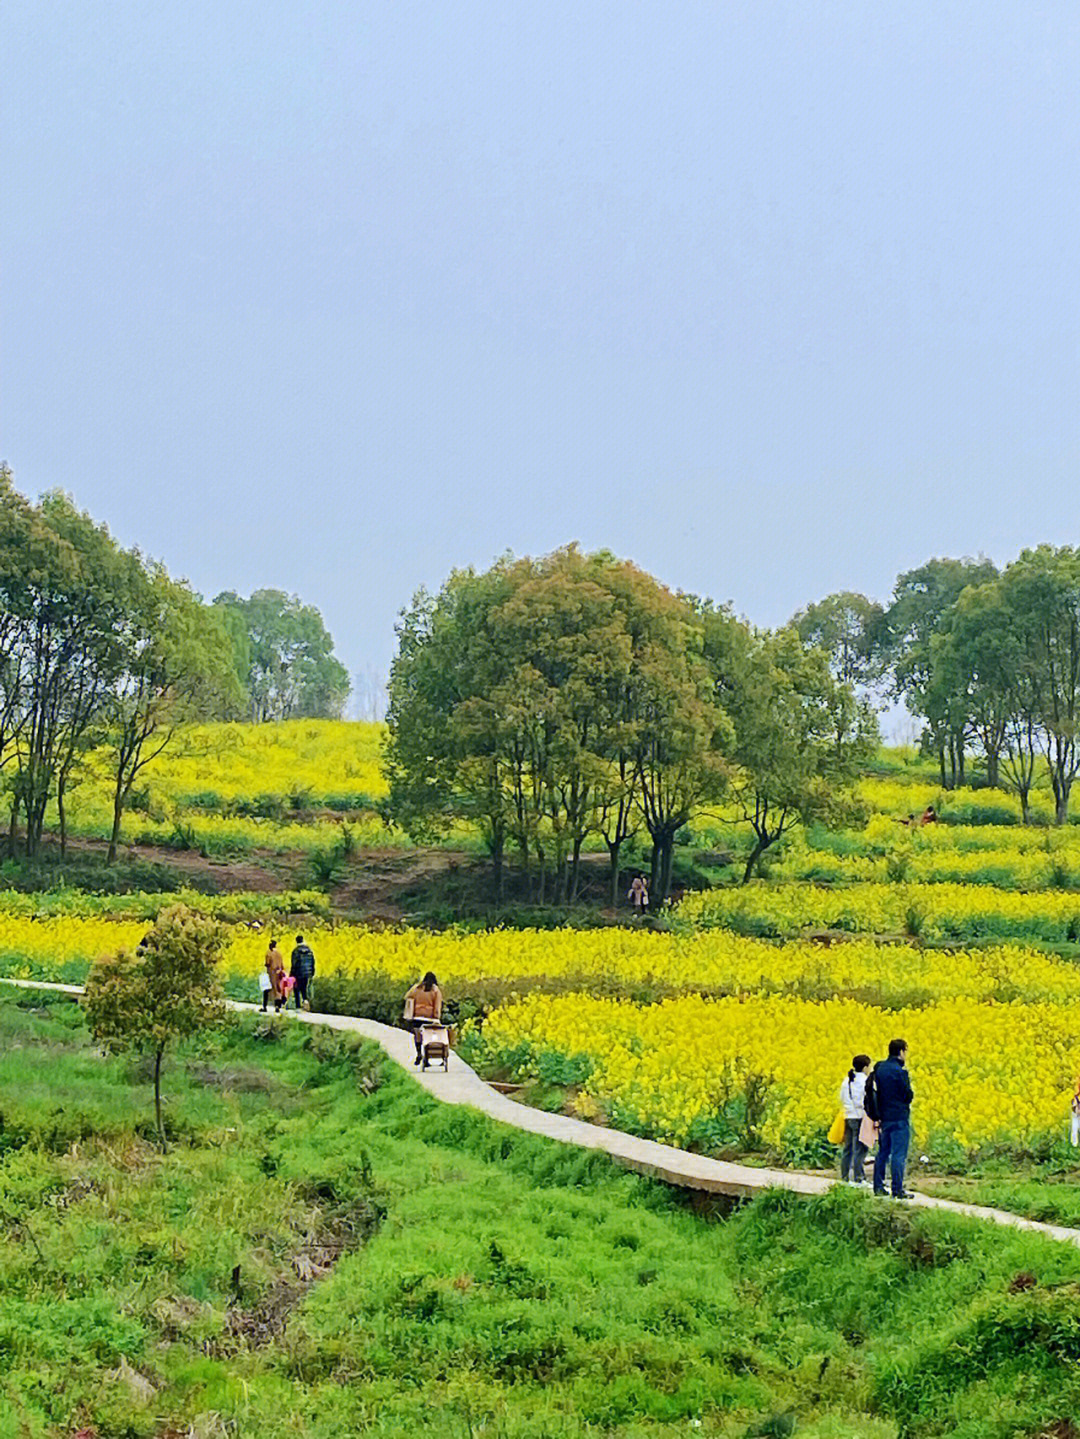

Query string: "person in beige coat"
[[265, 939, 286, 1013]]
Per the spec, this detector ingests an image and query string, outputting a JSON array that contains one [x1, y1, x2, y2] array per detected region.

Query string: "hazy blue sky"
[[3, 3, 1078, 714]]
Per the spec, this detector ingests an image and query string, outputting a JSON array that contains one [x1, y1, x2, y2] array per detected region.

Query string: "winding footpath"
[[8, 976, 1080, 1250]]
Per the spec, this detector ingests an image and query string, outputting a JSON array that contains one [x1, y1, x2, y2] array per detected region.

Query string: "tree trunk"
[[986, 749, 999, 789], [649, 843, 661, 897], [153, 1043, 166, 1150], [108, 775, 127, 864], [1020, 789, 1032, 825], [659, 840, 674, 906], [7, 797, 19, 860], [1056, 791, 1070, 827], [25, 795, 45, 858], [938, 748, 947, 788], [568, 838, 583, 906], [742, 835, 767, 885], [607, 842, 622, 911], [491, 833, 504, 905], [57, 776, 67, 860]]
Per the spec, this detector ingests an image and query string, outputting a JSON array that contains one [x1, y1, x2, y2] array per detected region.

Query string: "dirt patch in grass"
[[216, 1196, 384, 1351], [185, 1063, 286, 1095]]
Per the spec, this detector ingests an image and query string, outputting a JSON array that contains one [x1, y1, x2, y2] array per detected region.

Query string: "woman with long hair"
[[264, 939, 286, 1013], [403, 971, 443, 1066]]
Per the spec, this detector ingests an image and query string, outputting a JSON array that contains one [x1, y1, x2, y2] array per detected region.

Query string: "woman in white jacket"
[[840, 1054, 872, 1183]]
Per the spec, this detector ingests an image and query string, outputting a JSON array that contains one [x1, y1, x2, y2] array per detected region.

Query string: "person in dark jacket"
[[872, 1038, 914, 1198], [290, 934, 316, 1010]]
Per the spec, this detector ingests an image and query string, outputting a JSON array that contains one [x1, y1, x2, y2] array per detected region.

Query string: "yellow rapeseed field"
[[7, 914, 1080, 1008], [475, 990, 1080, 1157], [101, 719, 388, 804], [676, 879, 1080, 942]]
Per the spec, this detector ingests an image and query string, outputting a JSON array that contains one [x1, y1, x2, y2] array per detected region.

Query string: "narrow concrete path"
[[8, 976, 1080, 1249]]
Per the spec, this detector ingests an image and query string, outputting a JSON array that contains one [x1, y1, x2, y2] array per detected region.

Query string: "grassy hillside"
[[5, 988, 1080, 1438]]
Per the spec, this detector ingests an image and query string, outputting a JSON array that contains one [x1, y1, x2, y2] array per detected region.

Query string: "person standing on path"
[[872, 1038, 914, 1198], [839, 1054, 871, 1183], [264, 939, 286, 1013], [628, 874, 649, 915], [290, 934, 316, 1010]]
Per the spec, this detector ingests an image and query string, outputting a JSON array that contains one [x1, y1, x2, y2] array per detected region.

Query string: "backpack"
[[863, 1064, 880, 1123]]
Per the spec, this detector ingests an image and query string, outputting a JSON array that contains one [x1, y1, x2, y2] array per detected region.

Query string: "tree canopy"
[[212, 589, 350, 722], [0, 471, 340, 858], [387, 547, 871, 901]]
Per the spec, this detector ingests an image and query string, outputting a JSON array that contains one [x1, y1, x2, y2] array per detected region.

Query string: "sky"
[[3, 2, 1078, 718]]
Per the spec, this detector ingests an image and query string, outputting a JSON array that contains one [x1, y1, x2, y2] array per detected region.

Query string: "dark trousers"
[[840, 1118, 868, 1182], [874, 1119, 911, 1196], [293, 974, 311, 1008]]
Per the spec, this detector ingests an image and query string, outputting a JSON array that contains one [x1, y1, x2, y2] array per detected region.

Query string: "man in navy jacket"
[[872, 1038, 914, 1198], [290, 933, 316, 1010]]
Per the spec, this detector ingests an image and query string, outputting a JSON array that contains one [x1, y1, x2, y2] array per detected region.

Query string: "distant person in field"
[[290, 934, 316, 1010], [839, 1054, 872, 1184], [263, 938, 286, 1013], [920, 805, 937, 825], [628, 874, 649, 915], [869, 1038, 914, 1199], [403, 972, 443, 1066], [1071, 1080, 1080, 1147]]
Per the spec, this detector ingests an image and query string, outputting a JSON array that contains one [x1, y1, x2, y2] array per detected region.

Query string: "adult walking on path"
[[290, 934, 316, 1010], [264, 939, 286, 1013], [403, 971, 443, 1066], [872, 1038, 914, 1199]]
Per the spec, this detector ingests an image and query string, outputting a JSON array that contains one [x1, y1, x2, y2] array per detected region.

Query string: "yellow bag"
[[827, 1110, 847, 1145]]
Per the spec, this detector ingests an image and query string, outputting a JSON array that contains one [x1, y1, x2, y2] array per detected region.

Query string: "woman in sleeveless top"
[[403, 971, 443, 1066]]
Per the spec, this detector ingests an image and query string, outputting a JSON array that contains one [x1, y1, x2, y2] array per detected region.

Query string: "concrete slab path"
[[7, 976, 1080, 1249]]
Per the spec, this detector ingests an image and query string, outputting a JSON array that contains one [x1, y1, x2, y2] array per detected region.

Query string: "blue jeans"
[[874, 1119, 911, 1196]]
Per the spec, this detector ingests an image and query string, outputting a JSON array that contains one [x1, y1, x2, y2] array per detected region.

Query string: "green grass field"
[[5, 988, 1080, 1439]]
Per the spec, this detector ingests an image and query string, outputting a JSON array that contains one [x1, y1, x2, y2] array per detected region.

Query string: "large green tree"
[[1000, 547, 1080, 825], [100, 566, 243, 861], [0, 473, 258, 859], [881, 556, 998, 787], [386, 548, 730, 905], [213, 589, 350, 722], [9, 493, 131, 856], [792, 591, 884, 689], [0, 471, 34, 820], [705, 615, 875, 881], [931, 579, 1034, 800]]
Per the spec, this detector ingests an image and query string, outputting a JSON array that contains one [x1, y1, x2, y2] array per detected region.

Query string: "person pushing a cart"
[[403, 971, 444, 1066]]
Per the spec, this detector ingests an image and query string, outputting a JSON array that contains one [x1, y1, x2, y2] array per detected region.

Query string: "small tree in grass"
[[84, 905, 228, 1148]]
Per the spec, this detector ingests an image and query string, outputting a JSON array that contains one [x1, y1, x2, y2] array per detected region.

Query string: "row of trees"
[[0, 471, 350, 858], [386, 548, 876, 902], [795, 549, 1080, 824]]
